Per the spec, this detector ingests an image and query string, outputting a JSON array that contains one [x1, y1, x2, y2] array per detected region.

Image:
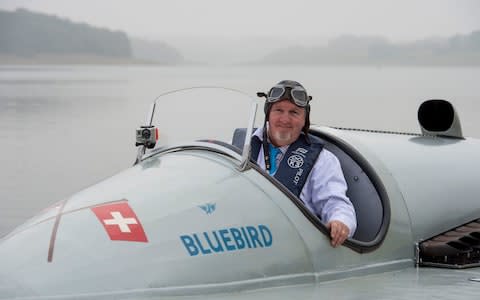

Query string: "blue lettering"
[[241, 226, 252, 248], [180, 225, 273, 256], [180, 235, 199, 256], [219, 229, 236, 251], [193, 234, 211, 255], [204, 231, 224, 253], [259, 224, 273, 247], [247, 226, 263, 248], [230, 228, 245, 249]]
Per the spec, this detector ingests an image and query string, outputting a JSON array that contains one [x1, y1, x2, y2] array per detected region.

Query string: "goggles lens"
[[267, 85, 309, 107], [268, 86, 285, 99], [291, 89, 308, 104]]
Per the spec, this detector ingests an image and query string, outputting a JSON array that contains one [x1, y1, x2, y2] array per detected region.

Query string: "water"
[[1, 65, 480, 237]]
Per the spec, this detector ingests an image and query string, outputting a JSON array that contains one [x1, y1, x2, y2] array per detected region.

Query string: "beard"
[[270, 129, 294, 146]]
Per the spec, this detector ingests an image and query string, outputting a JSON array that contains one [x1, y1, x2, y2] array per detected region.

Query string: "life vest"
[[251, 134, 324, 197]]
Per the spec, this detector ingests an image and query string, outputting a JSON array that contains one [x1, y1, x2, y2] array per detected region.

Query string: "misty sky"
[[2, 0, 480, 63], [1, 0, 480, 41]]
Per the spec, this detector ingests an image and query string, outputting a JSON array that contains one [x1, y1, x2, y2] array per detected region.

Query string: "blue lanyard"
[[269, 144, 281, 175]]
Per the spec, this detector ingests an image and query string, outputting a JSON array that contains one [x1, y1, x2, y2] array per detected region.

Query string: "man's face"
[[268, 100, 306, 147]]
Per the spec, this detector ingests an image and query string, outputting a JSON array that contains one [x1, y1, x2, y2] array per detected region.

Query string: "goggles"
[[267, 85, 311, 107]]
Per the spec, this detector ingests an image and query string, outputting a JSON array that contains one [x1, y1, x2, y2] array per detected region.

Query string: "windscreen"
[[147, 87, 264, 152]]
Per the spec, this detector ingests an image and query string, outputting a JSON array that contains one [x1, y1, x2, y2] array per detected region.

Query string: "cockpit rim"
[[309, 127, 391, 252]]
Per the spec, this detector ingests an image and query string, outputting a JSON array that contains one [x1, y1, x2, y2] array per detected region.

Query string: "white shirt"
[[253, 127, 357, 237]]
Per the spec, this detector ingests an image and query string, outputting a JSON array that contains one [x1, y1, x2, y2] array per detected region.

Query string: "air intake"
[[418, 99, 463, 138]]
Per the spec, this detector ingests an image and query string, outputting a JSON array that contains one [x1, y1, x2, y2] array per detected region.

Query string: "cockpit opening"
[[231, 128, 390, 253], [309, 130, 390, 252]]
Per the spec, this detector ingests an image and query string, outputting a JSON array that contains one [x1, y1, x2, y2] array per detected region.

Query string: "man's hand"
[[327, 220, 350, 247]]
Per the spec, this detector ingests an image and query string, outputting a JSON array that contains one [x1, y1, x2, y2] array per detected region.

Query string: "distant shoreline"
[[1, 54, 479, 67], [0, 54, 177, 65]]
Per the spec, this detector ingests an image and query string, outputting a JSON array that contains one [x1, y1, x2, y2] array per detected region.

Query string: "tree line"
[[261, 32, 480, 65], [0, 8, 131, 58]]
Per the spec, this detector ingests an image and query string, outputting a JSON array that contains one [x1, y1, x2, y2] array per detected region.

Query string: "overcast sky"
[[1, 0, 480, 41], [2, 0, 480, 63]]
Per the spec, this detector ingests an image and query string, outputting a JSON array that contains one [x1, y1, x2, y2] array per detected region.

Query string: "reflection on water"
[[1, 65, 480, 236]]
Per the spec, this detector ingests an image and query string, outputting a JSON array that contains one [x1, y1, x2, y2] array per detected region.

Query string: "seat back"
[[232, 128, 256, 150]]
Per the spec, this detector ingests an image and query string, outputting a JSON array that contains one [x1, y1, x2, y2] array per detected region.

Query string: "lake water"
[[1, 65, 480, 237]]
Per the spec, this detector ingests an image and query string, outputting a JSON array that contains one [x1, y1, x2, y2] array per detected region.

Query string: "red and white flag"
[[91, 201, 148, 242]]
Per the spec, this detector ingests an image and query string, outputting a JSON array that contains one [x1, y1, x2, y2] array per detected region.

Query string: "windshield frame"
[[135, 86, 258, 171]]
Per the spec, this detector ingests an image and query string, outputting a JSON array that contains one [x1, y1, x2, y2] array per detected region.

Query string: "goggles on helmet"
[[267, 85, 311, 107]]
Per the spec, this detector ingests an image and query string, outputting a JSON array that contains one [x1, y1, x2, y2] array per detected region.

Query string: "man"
[[252, 80, 356, 247]]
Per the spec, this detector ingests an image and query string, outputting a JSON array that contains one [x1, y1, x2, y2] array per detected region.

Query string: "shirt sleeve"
[[300, 149, 357, 237]]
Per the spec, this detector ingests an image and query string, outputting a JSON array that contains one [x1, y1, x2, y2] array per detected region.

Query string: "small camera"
[[136, 125, 157, 149]]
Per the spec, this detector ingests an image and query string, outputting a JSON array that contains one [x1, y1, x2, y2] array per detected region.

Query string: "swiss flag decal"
[[91, 201, 148, 242]]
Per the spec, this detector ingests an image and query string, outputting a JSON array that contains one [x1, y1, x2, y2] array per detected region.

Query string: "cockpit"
[[231, 127, 389, 252]]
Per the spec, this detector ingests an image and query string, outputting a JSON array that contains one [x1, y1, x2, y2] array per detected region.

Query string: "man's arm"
[[304, 149, 357, 247]]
